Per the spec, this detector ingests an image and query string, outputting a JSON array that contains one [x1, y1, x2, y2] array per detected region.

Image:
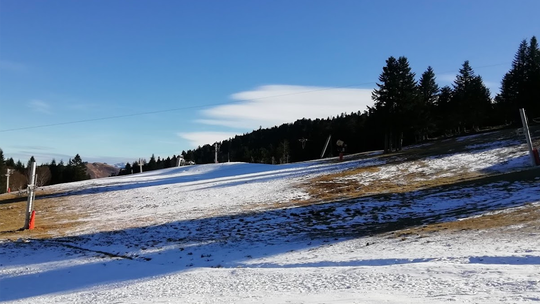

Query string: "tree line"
[[117, 154, 184, 175], [177, 36, 539, 162], [1, 36, 538, 186], [0, 151, 90, 193]]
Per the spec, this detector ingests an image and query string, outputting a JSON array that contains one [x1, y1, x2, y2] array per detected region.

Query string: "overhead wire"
[[0, 62, 510, 133]]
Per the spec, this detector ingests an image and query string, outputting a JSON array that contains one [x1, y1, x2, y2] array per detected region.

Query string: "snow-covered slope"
[[1, 131, 539, 303]]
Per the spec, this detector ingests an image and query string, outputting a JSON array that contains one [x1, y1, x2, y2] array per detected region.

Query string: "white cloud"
[[179, 85, 373, 147], [178, 131, 240, 148], [28, 100, 52, 114], [203, 85, 372, 129]]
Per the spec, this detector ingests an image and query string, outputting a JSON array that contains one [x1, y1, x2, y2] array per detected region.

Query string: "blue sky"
[[0, 0, 538, 166]]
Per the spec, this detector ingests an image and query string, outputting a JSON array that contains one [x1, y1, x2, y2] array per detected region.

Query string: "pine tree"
[[434, 86, 454, 135], [496, 39, 530, 123], [68, 154, 90, 181], [147, 154, 157, 171], [416, 66, 440, 141], [372, 56, 418, 152], [526, 36, 540, 117], [452, 61, 492, 132]]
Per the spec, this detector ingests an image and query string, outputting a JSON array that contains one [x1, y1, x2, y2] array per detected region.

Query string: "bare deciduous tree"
[[35, 166, 52, 187]]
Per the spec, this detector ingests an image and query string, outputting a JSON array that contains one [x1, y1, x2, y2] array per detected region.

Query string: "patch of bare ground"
[[395, 203, 540, 237], [303, 163, 483, 202], [0, 195, 85, 240]]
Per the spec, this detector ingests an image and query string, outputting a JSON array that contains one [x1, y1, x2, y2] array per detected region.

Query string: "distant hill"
[[85, 162, 120, 179]]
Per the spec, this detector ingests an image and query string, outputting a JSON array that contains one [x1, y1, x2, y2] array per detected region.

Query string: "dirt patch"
[[1, 127, 538, 241], [395, 203, 540, 237], [0, 196, 84, 240], [304, 163, 483, 202]]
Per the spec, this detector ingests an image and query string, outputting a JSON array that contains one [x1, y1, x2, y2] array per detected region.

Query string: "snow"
[[1, 133, 539, 303]]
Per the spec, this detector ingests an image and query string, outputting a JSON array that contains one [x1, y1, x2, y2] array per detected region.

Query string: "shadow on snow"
[[2, 169, 540, 301]]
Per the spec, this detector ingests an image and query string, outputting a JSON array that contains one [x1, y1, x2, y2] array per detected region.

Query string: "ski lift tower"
[[5, 169, 13, 193]]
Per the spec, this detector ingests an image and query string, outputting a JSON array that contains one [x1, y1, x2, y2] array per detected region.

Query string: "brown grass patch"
[[395, 203, 540, 237], [0, 195, 84, 240], [304, 164, 483, 203]]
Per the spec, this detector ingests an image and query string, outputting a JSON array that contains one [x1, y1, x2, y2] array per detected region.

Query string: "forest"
[[165, 36, 540, 166], [1, 36, 539, 191]]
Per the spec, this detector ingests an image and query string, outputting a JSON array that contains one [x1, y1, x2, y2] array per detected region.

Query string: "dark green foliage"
[[434, 86, 454, 135], [4, 37, 539, 181], [5, 158, 15, 168], [119, 162, 132, 175], [371, 56, 419, 152], [495, 36, 540, 124], [60, 154, 90, 182], [416, 66, 439, 141], [0, 153, 91, 188], [451, 61, 492, 132]]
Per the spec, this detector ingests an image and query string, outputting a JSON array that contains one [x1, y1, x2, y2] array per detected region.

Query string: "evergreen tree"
[[146, 154, 157, 171], [125, 162, 132, 174], [15, 160, 24, 172], [525, 36, 540, 117], [416, 66, 440, 141], [452, 61, 492, 132], [372, 56, 418, 152], [496, 38, 532, 123], [49, 159, 63, 184], [434, 86, 455, 135], [68, 154, 90, 181], [6, 158, 15, 168]]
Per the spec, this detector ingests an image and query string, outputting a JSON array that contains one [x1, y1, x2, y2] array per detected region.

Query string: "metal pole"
[[519, 108, 536, 166], [24, 162, 37, 229], [321, 135, 332, 158], [5, 169, 11, 193]]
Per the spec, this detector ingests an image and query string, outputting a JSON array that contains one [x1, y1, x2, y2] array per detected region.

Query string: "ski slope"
[[1, 131, 539, 303]]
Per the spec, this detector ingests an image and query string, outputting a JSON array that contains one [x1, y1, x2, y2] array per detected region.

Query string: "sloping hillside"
[[85, 162, 120, 179], [0, 128, 539, 304]]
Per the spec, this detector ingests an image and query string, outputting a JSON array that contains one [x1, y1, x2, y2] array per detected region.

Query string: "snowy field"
[[1, 131, 540, 303]]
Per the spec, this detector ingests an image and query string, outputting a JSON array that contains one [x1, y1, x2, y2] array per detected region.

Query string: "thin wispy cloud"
[[203, 85, 372, 129], [178, 131, 241, 148], [28, 100, 52, 114], [179, 85, 373, 147], [11, 145, 55, 151], [0, 60, 28, 73]]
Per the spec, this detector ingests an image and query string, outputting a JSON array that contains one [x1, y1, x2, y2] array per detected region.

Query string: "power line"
[[0, 62, 510, 133], [0, 82, 375, 133]]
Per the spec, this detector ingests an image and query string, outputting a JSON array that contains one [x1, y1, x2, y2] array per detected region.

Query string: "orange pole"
[[29, 211, 36, 230]]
